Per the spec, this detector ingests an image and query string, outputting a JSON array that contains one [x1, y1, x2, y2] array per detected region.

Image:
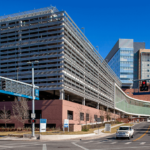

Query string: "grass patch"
[[0, 123, 128, 136], [102, 123, 134, 134]]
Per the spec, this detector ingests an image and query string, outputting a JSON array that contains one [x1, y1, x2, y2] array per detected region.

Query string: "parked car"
[[116, 126, 134, 139]]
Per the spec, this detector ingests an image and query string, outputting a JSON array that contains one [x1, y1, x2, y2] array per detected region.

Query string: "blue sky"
[[0, 0, 150, 59]]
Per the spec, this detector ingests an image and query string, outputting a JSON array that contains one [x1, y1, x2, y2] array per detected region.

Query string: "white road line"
[[72, 142, 89, 150], [83, 141, 93, 143], [111, 142, 117, 144], [92, 146, 150, 150], [125, 142, 132, 144], [96, 142, 102, 144], [140, 142, 146, 145]]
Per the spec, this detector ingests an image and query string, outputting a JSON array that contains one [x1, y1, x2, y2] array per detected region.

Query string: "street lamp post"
[[81, 27, 85, 34], [27, 60, 39, 138], [96, 46, 99, 54]]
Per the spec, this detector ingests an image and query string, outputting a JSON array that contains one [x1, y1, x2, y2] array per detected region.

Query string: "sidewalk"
[[2, 122, 140, 141], [0, 123, 125, 141]]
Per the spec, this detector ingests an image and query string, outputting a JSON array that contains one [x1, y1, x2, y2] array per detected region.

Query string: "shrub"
[[82, 125, 90, 131]]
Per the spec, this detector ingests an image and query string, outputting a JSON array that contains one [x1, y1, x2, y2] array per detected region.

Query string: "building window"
[[80, 112, 84, 121], [147, 70, 149, 72], [67, 111, 73, 120], [147, 64, 149, 66], [94, 115, 97, 121], [147, 75, 149, 77], [86, 113, 89, 121]]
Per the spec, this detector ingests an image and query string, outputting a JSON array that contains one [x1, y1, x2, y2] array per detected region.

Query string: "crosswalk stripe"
[[140, 142, 146, 145], [111, 142, 117, 144], [125, 142, 132, 144]]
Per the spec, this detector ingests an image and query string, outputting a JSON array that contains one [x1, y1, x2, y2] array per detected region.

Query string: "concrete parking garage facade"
[[0, 7, 150, 129]]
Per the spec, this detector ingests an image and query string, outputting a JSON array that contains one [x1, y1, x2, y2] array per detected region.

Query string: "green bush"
[[82, 125, 90, 131]]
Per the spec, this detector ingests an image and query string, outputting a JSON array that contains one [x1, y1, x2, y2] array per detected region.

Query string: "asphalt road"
[[0, 122, 150, 150]]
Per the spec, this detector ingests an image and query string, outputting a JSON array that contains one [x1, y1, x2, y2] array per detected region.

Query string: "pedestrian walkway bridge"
[[115, 84, 150, 116]]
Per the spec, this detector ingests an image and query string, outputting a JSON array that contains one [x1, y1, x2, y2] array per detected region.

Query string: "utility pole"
[[27, 60, 39, 138]]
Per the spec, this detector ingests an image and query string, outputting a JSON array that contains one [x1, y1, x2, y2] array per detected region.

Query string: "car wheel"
[[116, 137, 118, 139], [131, 134, 133, 138], [128, 136, 131, 140]]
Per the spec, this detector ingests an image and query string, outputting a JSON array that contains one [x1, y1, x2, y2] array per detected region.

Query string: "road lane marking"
[[72, 142, 89, 150], [125, 142, 132, 144], [92, 146, 150, 150], [140, 142, 146, 145], [83, 141, 93, 143], [96, 142, 102, 144], [133, 125, 150, 142], [111, 142, 117, 144], [42, 144, 47, 150]]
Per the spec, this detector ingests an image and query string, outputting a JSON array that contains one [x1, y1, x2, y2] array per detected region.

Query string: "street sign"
[[64, 119, 69, 128], [31, 113, 36, 119], [40, 119, 47, 132], [104, 124, 111, 132], [63, 119, 69, 132], [35, 89, 39, 97]]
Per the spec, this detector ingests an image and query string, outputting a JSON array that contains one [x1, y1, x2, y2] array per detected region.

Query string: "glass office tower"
[[107, 39, 134, 87]]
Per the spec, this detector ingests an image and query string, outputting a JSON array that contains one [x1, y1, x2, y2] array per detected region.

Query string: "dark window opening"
[[94, 115, 97, 121], [67, 111, 73, 120], [47, 124, 56, 129], [80, 112, 84, 121], [86, 113, 89, 121], [29, 110, 41, 119]]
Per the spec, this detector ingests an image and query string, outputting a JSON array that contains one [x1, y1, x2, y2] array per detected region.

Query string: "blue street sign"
[[0, 89, 39, 100], [40, 119, 47, 123], [64, 124, 68, 128], [35, 89, 39, 97], [64, 119, 69, 128]]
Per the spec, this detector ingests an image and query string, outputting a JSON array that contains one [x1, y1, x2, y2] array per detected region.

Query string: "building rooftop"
[[0, 6, 59, 22]]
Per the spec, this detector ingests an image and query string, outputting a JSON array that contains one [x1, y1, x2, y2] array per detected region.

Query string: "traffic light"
[[31, 119, 36, 123], [1, 80, 6, 90], [140, 80, 148, 91]]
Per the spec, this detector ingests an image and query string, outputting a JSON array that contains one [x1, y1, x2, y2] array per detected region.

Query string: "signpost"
[[31, 113, 36, 119], [40, 119, 47, 132], [63, 119, 69, 132], [104, 124, 111, 132]]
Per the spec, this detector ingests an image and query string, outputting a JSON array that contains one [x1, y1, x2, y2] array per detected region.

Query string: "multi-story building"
[[1, 7, 150, 129], [105, 39, 145, 88], [139, 49, 150, 80], [0, 6, 121, 109]]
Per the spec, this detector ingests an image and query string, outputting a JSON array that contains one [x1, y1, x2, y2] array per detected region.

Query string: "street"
[[0, 122, 150, 150]]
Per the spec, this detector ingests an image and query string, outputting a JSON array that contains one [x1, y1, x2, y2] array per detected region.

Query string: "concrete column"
[[68, 95, 69, 101], [97, 103, 99, 109], [82, 98, 85, 105], [59, 89, 64, 100], [113, 109, 115, 114]]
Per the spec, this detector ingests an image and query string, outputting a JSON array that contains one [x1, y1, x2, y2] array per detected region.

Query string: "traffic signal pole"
[[32, 64, 35, 138]]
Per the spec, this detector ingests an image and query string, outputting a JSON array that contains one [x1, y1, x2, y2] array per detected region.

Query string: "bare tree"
[[0, 106, 10, 128], [85, 109, 90, 124], [75, 105, 83, 125], [89, 111, 93, 123], [12, 97, 29, 128], [105, 108, 112, 121], [99, 106, 105, 123]]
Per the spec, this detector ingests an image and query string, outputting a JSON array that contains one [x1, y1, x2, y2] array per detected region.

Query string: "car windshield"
[[119, 127, 129, 130]]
